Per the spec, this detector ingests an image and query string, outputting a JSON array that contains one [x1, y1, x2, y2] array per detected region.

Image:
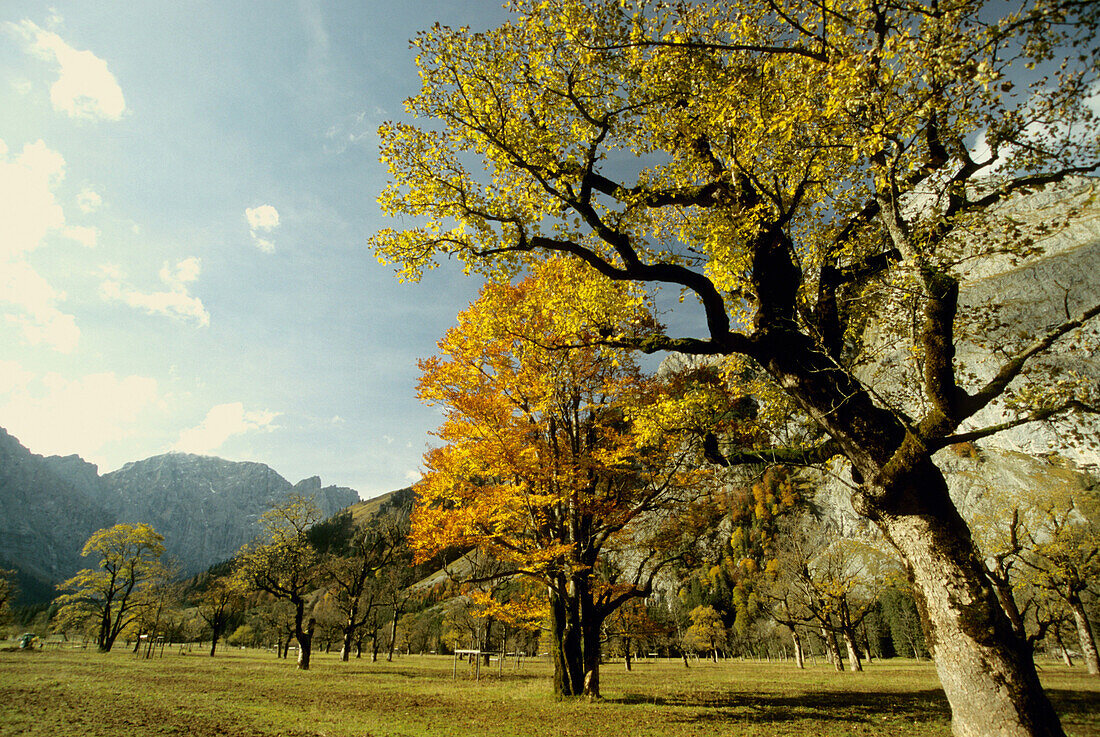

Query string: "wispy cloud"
[[9, 19, 126, 121], [99, 256, 211, 327], [174, 402, 280, 455], [245, 204, 280, 253], [323, 108, 386, 154]]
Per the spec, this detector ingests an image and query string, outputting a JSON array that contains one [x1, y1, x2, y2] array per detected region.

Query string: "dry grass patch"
[[1, 648, 1096, 736]]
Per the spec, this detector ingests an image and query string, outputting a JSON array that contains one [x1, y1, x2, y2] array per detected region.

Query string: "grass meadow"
[[1, 646, 1097, 737]]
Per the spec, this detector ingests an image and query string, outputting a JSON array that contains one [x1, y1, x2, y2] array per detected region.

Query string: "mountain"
[[0, 429, 360, 603], [0, 428, 114, 603]]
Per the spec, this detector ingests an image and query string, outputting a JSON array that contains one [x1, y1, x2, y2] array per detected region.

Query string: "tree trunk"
[[581, 615, 602, 699], [861, 623, 875, 663], [865, 459, 1066, 737], [340, 621, 355, 663], [548, 585, 584, 696], [580, 582, 603, 700], [387, 607, 399, 662], [821, 626, 843, 672], [296, 617, 315, 670], [481, 617, 494, 667], [1060, 642, 1074, 668], [624, 636, 632, 672], [842, 628, 863, 672], [1068, 594, 1099, 676], [209, 631, 219, 657], [792, 630, 805, 669]]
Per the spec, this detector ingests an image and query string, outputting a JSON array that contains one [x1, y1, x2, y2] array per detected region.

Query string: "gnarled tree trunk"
[[861, 458, 1064, 737]]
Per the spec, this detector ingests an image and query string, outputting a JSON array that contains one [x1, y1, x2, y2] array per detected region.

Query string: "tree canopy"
[[235, 495, 324, 670], [372, 1, 1098, 734], [413, 257, 721, 696], [55, 523, 166, 653]]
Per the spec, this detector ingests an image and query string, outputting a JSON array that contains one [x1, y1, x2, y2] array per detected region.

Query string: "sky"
[[0, 2, 514, 499]]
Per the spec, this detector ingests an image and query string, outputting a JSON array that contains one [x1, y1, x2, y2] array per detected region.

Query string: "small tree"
[[235, 495, 324, 670], [412, 259, 719, 698], [197, 575, 247, 657], [131, 560, 183, 658], [683, 605, 726, 662], [54, 523, 165, 652], [1024, 501, 1100, 676], [324, 511, 407, 662], [0, 569, 16, 626]]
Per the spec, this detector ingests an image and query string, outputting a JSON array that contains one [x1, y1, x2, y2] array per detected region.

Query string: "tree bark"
[[296, 617, 315, 670], [548, 586, 584, 696], [580, 581, 603, 700], [1068, 594, 1099, 676], [792, 630, 805, 669], [863, 459, 1065, 737], [821, 626, 843, 672], [387, 606, 400, 663], [842, 628, 863, 672]]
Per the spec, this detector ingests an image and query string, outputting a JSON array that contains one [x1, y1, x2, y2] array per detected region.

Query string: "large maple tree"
[[373, 1, 1099, 733]]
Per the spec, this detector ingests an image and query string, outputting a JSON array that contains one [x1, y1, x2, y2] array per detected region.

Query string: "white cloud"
[[0, 139, 81, 352], [11, 20, 126, 120], [0, 368, 160, 463], [245, 204, 280, 252], [76, 187, 102, 213], [0, 360, 34, 395], [99, 257, 211, 327], [404, 470, 423, 483], [0, 139, 66, 260], [161, 256, 201, 285], [971, 80, 1100, 177], [253, 237, 275, 254], [63, 224, 98, 247], [174, 402, 280, 455], [246, 205, 280, 231]]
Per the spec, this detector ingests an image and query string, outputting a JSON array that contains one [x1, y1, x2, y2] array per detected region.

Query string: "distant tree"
[[324, 510, 407, 662], [131, 560, 183, 658], [0, 568, 16, 625], [235, 495, 324, 670], [197, 575, 247, 657], [607, 597, 670, 671], [683, 605, 727, 662], [764, 511, 893, 672], [54, 523, 165, 652], [878, 585, 930, 660], [1022, 498, 1100, 676]]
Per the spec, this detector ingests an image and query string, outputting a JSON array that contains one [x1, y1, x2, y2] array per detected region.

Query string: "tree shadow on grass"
[[612, 688, 951, 725], [610, 687, 1096, 728]]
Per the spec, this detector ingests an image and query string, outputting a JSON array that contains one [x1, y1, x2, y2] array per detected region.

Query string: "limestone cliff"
[[0, 429, 361, 601]]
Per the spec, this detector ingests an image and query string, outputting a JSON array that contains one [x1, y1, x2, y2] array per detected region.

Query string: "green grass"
[[1, 647, 1096, 736]]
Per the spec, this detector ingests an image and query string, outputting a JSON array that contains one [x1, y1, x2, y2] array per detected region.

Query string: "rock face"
[[822, 177, 1100, 534], [0, 428, 114, 596], [100, 454, 357, 575], [0, 429, 360, 601]]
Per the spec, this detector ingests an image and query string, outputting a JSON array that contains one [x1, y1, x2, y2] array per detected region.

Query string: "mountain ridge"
[[0, 428, 361, 603]]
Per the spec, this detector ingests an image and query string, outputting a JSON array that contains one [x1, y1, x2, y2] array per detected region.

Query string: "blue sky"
[[0, 2, 511, 498]]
